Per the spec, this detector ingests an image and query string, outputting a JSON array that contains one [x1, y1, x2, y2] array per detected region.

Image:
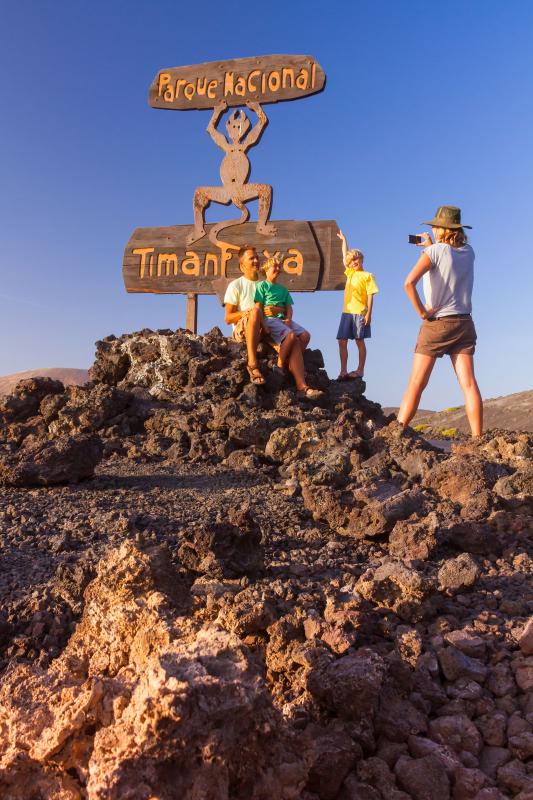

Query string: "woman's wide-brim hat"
[[422, 205, 472, 230]]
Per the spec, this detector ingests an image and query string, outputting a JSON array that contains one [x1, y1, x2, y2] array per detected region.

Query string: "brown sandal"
[[296, 386, 323, 399], [247, 365, 265, 385]]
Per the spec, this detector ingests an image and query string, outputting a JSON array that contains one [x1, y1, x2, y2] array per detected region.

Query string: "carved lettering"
[[133, 247, 155, 279], [282, 68, 295, 88], [268, 71, 281, 92], [150, 57, 325, 109], [235, 76, 246, 97], [248, 69, 260, 92], [158, 73, 171, 96], [204, 253, 219, 276], [157, 253, 178, 277], [296, 69, 309, 90], [224, 72, 234, 96], [283, 248, 303, 276], [181, 251, 200, 276], [163, 84, 175, 102], [219, 242, 240, 277]]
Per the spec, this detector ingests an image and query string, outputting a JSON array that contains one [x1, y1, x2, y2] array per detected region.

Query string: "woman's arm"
[[404, 253, 436, 319]]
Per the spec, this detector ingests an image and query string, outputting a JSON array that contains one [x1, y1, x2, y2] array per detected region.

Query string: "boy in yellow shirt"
[[336, 231, 378, 379]]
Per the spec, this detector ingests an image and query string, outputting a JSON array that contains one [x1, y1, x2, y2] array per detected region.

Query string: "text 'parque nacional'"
[[149, 55, 326, 111]]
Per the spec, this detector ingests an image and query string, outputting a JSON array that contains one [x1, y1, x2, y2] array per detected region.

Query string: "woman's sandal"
[[247, 365, 266, 385]]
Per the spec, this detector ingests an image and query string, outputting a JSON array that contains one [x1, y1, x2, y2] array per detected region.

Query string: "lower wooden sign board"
[[122, 220, 345, 295]]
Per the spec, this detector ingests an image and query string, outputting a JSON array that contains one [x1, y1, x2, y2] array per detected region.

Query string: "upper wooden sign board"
[[149, 54, 326, 111]]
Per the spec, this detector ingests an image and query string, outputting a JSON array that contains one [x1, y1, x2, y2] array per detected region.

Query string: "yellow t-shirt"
[[343, 269, 379, 314]]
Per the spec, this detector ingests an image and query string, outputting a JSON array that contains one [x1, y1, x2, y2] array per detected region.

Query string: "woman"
[[397, 205, 483, 436]]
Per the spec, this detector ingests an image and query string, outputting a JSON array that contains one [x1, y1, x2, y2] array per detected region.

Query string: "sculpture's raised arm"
[[206, 101, 229, 151], [243, 101, 268, 148]]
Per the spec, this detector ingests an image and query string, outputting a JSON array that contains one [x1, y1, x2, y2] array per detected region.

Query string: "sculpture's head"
[[226, 110, 251, 143]]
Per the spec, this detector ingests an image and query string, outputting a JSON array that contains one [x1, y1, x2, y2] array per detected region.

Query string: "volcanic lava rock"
[[1, 327, 532, 799], [356, 561, 435, 622], [0, 433, 103, 486], [178, 506, 264, 578], [0, 541, 310, 800]]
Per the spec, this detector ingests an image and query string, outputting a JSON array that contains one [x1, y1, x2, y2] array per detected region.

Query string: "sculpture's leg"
[[245, 183, 276, 236], [187, 186, 231, 245]]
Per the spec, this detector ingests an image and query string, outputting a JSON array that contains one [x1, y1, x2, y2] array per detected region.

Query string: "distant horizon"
[[0, 360, 530, 414]]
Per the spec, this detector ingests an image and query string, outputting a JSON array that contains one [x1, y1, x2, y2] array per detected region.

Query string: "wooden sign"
[[149, 55, 326, 111], [122, 220, 344, 295]]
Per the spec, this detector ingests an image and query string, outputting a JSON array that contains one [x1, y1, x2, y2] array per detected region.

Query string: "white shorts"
[[263, 317, 308, 344]]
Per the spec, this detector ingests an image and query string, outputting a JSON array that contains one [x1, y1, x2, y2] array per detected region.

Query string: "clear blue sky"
[[1, 0, 532, 409]]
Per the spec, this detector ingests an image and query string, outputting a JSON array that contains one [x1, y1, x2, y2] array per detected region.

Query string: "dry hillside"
[[0, 368, 88, 396]]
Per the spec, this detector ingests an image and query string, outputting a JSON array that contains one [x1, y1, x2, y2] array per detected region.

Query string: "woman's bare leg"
[[450, 353, 483, 436], [397, 353, 436, 425]]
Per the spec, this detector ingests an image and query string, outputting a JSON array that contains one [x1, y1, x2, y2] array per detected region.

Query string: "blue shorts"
[[263, 317, 308, 344], [336, 313, 371, 340]]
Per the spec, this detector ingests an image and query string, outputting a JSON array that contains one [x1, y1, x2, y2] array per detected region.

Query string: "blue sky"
[[1, 0, 531, 409]]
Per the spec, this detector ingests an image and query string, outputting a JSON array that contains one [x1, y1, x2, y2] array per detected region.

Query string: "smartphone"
[[408, 235, 423, 245]]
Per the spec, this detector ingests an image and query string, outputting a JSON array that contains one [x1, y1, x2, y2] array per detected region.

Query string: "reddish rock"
[[437, 646, 488, 683], [389, 515, 441, 561], [305, 725, 361, 800], [407, 735, 462, 774], [438, 554, 481, 593], [357, 757, 411, 800], [307, 648, 387, 726], [514, 660, 533, 692], [395, 754, 451, 800], [0, 542, 310, 799], [452, 766, 490, 800], [487, 662, 516, 697], [338, 774, 381, 800], [429, 715, 483, 756], [475, 712, 508, 747], [444, 630, 487, 660], [423, 454, 506, 517], [497, 758, 531, 795], [178, 506, 264, 578], [0, 433, 103, 486], [508, 731, 533, 760], [356, 561, 435, 623], [478, 746, 511, 780]]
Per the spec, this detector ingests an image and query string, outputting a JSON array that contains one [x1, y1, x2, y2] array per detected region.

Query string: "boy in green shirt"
[[254, 254, 321, 398]]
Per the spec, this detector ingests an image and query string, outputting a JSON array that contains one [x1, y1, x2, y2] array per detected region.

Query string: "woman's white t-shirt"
[[423, 243, 474, 318]]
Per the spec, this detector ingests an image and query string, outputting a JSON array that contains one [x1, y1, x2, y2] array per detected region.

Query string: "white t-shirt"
[[223, 276, 257, 329], [423, 243, 474, 317]]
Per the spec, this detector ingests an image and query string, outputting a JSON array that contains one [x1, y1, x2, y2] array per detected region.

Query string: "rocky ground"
[[0, 327, 531, 800]]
